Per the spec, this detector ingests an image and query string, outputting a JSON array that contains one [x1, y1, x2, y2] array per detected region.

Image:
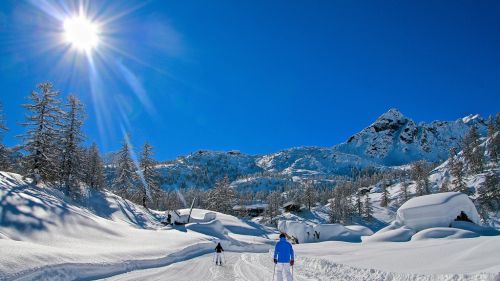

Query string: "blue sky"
[[0, 0, 499, 160]]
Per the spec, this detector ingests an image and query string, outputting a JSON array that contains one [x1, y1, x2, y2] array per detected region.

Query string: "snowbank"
[[295, 236, 500, 276], [363, 224, 415, 243], [396, 192, 480, 232], [411, 228, 479, 241]]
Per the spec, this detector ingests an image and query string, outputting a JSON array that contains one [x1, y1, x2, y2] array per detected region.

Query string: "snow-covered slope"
[[0, 172, 273, 280]]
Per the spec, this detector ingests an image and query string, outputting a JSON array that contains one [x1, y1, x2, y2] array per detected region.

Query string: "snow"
[[102, 237, 500, 281], [362, 224, 415, 243], [278, 220, 373, 243], [2, 171, 499, 281], [0, 172, 272, 280], [396, 192, 481, 231], [450, 221, 500, 236], [411, 227, 479, 241]]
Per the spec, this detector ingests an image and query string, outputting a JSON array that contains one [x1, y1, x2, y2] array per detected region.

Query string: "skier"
[[273, 233, 294, 281], [215, 242, 224, 265]]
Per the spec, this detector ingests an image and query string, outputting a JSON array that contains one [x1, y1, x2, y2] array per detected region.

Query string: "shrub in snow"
[[396, 192, 480, 232]]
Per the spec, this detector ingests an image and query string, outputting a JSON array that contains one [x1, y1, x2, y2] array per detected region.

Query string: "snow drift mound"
[[411, 228, 479, 241], [396, 192, 480, 232], [362, 223, 415, 243]]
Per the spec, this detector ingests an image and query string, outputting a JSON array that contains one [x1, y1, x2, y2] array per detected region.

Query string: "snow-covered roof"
[[396, 192, 480, 232]]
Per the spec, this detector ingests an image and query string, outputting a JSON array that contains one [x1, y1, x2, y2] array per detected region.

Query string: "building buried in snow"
[[232, 203, 268, 217], [283, 201, 301, 213], [395, 192, 481, 232]]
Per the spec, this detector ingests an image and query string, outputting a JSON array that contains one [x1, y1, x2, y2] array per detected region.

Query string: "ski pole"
[[272, 263, 276, 281], [292, 265, 294, 281]]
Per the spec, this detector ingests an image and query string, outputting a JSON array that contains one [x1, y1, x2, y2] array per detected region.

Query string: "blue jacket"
[[274, 237, 294, 263]]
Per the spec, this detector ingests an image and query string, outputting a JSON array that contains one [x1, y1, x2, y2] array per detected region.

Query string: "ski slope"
[[102, 236, 500, 281]]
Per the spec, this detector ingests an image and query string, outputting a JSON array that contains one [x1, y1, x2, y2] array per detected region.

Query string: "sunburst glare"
[[63, 15, 99, 52]]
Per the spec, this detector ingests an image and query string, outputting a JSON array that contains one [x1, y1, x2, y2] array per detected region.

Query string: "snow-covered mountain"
[[335, 108, 487, 165], [154, 109, 487, 190]]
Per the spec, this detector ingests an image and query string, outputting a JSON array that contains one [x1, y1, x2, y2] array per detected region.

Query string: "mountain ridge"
[[155, 109, 487, 190]]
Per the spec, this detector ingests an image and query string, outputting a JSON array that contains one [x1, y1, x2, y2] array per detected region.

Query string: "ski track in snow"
[[100, 252, 498, 281]]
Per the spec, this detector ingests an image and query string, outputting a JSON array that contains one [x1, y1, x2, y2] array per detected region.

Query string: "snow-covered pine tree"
[[451, 159, 468, 194], [303, 180, 316, 210], [329, 183, 355, 223], [380, 184, 390, 207], [206, 176, 235, 214], [84, 143, 106, 191], [487, 116, 499, 164], [412, 161, 430, 196], [139, 142, 162, 208], [400, 180, 410, 204], [59, 95, 85, 197], [112, 138, 138, 199], [496, 113, 500, 132], [20, 82, 63, 184], [462, 125, 484, 174], [356, 190, 363, 216], [266, 191, 281, 224], [477, 172, 499, 220], [363, 194, 373, 220]]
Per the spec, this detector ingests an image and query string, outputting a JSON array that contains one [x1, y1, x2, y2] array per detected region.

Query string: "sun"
[[63, 16, 100, 52]]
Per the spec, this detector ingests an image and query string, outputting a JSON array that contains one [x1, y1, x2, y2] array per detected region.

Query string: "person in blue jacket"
[[273, 233, 294, 281]]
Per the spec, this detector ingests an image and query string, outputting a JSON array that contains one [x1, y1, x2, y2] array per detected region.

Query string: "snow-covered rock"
[[395, 192, 480, 232]]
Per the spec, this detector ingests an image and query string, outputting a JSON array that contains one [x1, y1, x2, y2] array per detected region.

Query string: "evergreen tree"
[[266, 191, 282, 224], [20, 82, 63, 184], [84, 143, 106, 191], [451, 160, 468, 194], [303, 180, 316, 210], [363, 194, 373, 220], [477, 173, 500, 220], [487, 116, 499, 164], [380, 185, 390, 207], [206, 176, 235, 214], [462, 125, 483, 174], [112, 138, 138, 199], [400, 181, 410, 204], [139, 142, 162, 208], [412, 161, 430, 196], [59, 95, 85, 197], [329, 184, 355, 224], [356, 191, 363, 216], [496, 113, 500, 132]]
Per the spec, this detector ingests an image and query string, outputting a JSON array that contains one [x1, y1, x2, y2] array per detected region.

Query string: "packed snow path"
[[100, 252, 497, 281]]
